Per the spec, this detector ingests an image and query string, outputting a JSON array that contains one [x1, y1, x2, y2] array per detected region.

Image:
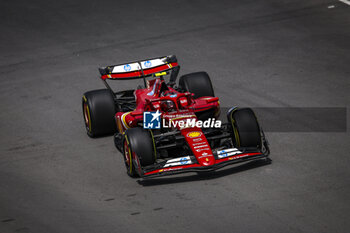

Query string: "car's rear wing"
[[99, 55, 179, 80]]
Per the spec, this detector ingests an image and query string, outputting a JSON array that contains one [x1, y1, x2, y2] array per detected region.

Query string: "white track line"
[[338, 0, 350, 6]]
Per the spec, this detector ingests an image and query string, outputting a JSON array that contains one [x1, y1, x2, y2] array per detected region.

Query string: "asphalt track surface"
[[1, 0, 349, 233]]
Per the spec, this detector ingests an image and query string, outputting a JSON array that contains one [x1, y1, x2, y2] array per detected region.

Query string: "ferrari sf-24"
[[82, 55, 270, 178]]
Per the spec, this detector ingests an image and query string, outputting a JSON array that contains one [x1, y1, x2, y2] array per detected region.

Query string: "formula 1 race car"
[[82, 55, 270, 178]]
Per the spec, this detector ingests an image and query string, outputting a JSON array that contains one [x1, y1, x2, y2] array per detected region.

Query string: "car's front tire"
[[123, 128, 156, 177], [227, 108, 262, 148]]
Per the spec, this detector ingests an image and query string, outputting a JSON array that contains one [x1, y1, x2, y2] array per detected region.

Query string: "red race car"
[[82, 55, 270, 178]]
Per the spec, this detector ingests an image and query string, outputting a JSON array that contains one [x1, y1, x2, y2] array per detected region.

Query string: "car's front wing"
[[141, 148, 269, 178]]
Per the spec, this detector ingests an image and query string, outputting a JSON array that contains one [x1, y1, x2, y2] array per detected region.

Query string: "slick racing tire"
[[82, 89, 117, 137], [123, 128, 156, 177], [179, 72, 216, 120], [179, 71, 215, 98], [228, 108, 262, 148]]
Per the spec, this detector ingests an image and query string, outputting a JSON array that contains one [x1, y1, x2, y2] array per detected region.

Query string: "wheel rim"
[[134, 153, 141, 174]]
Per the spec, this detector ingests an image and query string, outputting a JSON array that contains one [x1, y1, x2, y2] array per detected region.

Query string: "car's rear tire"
[[179, 72, 216, 120], [179, 71, 215, 98], [228, 108, 262, 148], [82, 89, 117, 137], [123, 128, 156, 177]]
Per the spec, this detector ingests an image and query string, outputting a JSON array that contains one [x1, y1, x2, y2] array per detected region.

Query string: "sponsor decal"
[[198, 152, 212, 159], [193, 142, 206, 146], [227, 154, 250, 160], [193, 138, 202, 142], [187, 131, 202, 138], [144, 60, 152, 68], [219, 149, 228, 158], [180, 157, 189, 165], [194, 145, 209, 149], [123, 64, 131, 71], [170, 94, 177, 98], [179, 98, 188, 105], [143, 111, 161, 129], [217, 148, 243, 158], [164, 156, 191, 167], [196, 148, 210, 152]]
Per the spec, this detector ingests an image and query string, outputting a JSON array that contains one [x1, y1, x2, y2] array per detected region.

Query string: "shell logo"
[[187, 131, 202, 138]]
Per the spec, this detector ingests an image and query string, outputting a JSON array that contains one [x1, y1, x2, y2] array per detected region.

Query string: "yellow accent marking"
[[235, 126, 240, 147], [230, 110, 240, 147], [169, 63, 173, 68], [155, 72, 167, 77], [83, 96, 91, 132], [121, 112, 131, 129], [125, 135, 133, 173], [187, 131, 201, 138], [86, 105, 92, 133], [149, 130, 157, 161], [159, 169, 164, 172]]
